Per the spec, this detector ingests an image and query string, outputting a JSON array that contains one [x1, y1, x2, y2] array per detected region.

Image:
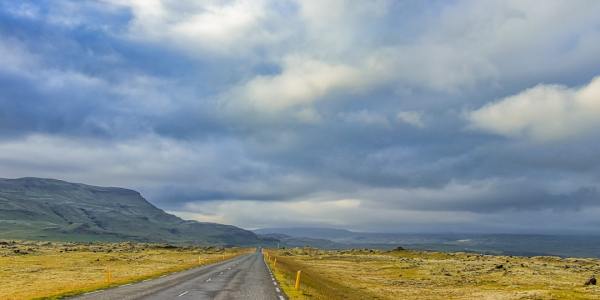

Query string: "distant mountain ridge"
[[254, 227, 356, 240], [254, 227, 600, 258], [0, 177, 267, 245]]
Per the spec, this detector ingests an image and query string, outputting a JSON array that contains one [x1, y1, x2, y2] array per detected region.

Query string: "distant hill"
[[259, 233, 342, 249], [0, 177, 268, 246], [254, 227, 404, 249], [254, 227, 454, 245], [255, 227, 600, 258], [254, 227, 356, 240]]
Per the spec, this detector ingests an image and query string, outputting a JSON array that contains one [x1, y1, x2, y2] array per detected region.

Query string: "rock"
[[585, 275, 596, 286], [495, 264, 504, 269]]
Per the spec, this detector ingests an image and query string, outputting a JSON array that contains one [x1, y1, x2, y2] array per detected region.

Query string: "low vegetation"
[[265, 247, 600, 300], [0, 240, 250, 300]]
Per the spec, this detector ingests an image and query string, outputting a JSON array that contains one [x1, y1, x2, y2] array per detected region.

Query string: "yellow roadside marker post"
[[273, 257, 277, 268], [222, 254, 225, 260], [295, 270, 302, 289], [198, 256, 202, 265], [106, 266, 112, 283]]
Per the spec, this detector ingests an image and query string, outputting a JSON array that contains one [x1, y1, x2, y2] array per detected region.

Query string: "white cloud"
[[397, 111, 425, 128], [108, 0, 285, 56], [229, 56, 364, 111], [468, 76, 600, 141]]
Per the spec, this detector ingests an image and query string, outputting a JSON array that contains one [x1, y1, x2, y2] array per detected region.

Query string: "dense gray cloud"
[[1, 0, 600, 233]]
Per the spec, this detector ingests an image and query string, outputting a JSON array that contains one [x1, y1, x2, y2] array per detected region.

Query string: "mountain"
[[0, 177, 267, 246]]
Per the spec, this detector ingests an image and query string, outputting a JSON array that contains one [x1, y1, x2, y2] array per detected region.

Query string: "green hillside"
[[0, 177, 266, 245]]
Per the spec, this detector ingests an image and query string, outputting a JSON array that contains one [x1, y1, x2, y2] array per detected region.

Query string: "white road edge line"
[[178, 291, 189, 297], [264, 252, 285, 300], [83, 291, 99, 295]]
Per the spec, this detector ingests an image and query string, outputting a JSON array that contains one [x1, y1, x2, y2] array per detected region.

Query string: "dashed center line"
[[177, 291, 189, 297]]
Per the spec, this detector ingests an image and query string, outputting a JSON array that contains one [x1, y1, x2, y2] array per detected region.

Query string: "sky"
[[1, 0, 600, 234]]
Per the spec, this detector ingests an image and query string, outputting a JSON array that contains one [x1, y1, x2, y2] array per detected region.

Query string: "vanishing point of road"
[[72, 249, 286, 300]]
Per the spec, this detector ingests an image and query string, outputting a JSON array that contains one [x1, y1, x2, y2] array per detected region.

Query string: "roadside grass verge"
[[264, 250, 382, 300]]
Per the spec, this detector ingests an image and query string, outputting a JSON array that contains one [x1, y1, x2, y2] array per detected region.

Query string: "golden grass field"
[[265, 248, 600, 300], [0, 240, 250, 300]]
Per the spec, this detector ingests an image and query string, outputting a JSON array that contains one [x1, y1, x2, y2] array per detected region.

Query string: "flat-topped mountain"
[[0, 177, 264, 245]]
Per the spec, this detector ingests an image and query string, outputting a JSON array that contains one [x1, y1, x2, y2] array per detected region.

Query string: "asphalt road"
[[72, 250, 286, 300]]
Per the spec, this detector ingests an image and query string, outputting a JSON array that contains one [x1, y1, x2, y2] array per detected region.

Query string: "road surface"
[[72, 250, 286, 300]]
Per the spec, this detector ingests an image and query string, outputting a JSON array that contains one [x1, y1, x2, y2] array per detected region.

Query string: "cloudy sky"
[[2, 0, 600, 233]]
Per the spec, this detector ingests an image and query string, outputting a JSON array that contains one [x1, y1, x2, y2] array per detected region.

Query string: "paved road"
[[72, 250, 286, 300]]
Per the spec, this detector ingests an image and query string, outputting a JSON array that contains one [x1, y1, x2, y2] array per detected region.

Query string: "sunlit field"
[[265, 248, 600, 300], [0, 240, 250, 300]]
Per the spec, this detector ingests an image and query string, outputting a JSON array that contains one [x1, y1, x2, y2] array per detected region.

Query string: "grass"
[[265, 248, 600, 300], [0, 240, 251, 300]]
